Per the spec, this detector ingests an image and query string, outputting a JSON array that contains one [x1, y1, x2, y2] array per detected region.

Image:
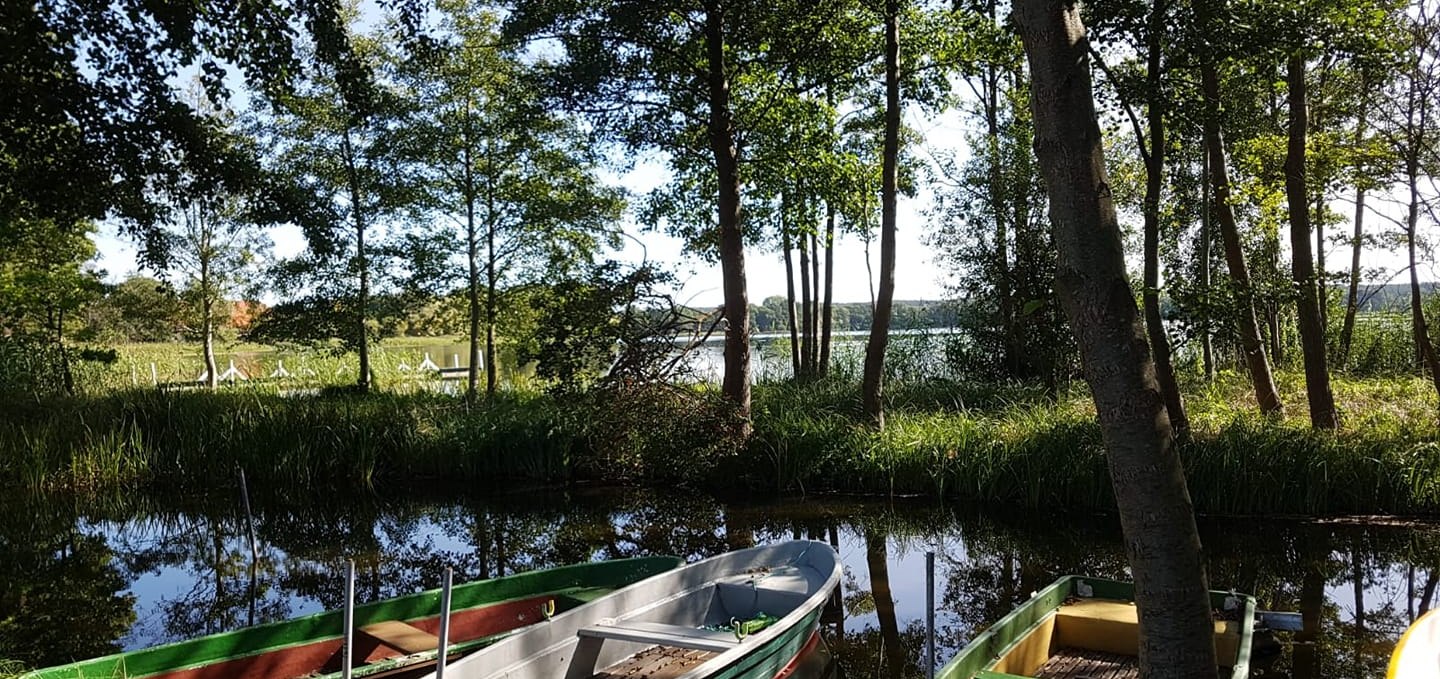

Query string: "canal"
[[4, 489, 1432, 677]]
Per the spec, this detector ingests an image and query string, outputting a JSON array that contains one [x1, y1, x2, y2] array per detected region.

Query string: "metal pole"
[[343, 559, 356, 679], [436, 567, 453, 679], [926, 550, 935, 679]]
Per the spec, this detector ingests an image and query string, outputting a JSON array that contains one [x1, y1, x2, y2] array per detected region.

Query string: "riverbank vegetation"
[[4, 369, 1436, 516]]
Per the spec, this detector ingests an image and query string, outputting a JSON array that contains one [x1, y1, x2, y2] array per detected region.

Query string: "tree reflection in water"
[[1, 490, 1436, 677]]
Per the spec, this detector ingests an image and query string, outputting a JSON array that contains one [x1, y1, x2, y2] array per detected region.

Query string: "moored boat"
[[938, 575, 1256, 679], [22, 556, 682, 679], [427, 540, 842, 679]]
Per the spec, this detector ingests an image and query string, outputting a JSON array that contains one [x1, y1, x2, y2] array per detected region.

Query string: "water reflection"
[[0, 490, 1434, 677]]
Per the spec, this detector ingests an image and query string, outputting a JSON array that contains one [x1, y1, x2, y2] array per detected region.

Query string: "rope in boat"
[[703, 612, 780, 641]]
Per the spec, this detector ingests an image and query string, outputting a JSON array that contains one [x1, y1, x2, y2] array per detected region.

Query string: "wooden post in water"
[[925, 551, 935, 679], [237, 468, 259, 627], [437, 567, 454, 679]]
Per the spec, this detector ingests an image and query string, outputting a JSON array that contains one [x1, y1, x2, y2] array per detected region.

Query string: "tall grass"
[[4, 371, 1437, 516], [746, 373, 1440, 515], [0, 390, 576, 495]]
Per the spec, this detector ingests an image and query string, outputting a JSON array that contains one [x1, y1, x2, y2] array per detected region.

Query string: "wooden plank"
[[578, 620, 738, 653], [1033, 647, 1139, 679], [360, 620, 440, 654], [592, 646, 718, 679]]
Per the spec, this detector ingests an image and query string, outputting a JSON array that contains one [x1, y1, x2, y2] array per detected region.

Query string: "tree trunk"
[[1316, 191, 1328, 336], [485, 213, 499, 398], [342, 127, 370, 393], [798, 218, 814, 380], [704, 2, 752, 428], [984, 29, 1016, 376], [56, 307, 73, 396], [1141, 0, 1189, 438], [1339, 71, 1368, 368], [862, 0, 900, 428], [202, 297, 217, 390], [820, 203, 835, 376], [1339, 184, 1366, 367], [1405, 154, 1440, 403], [1200, 154, 1216, 380], [464, 139, 482, 401], [783, 228, 801, 378], [1013, 3, 1217, 676], [1284, 55, 1340, 429], [1200, 58, 1284, 416], [809, 230, 821, 375], [201, 238, 218, 389]]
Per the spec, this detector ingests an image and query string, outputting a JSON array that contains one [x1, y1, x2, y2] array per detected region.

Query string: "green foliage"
[[928, 64, 1075, 385], [75, 277, 189, 343], [0, 218, 103, 341]]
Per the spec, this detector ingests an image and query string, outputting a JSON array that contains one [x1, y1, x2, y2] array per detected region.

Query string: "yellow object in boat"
[[1388, 608, 1440, 679]]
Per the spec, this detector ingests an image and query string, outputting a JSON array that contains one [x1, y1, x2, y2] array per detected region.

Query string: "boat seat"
[[360, 620, 439, 654], [578, 619, 740, 653]]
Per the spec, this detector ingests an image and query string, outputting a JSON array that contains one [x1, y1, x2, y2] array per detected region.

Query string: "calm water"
[[3, 489, 1434, 677]]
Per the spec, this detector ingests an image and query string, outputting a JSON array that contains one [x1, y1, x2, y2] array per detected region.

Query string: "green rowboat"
[[938, 575, 1256, 679], [22, 556, 682, 679]]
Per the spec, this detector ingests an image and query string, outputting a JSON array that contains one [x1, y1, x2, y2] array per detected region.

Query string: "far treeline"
[[5, 0, 1440, 674]]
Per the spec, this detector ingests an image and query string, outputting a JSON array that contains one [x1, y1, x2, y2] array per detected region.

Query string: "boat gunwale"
[[21, 555, 683, 679]]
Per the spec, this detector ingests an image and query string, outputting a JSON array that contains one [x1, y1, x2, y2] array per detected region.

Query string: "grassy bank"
[[2, 373, 1438, 515]]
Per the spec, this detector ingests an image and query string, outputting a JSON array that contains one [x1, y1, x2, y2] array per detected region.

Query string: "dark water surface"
[[4, 489, 1436, 677]]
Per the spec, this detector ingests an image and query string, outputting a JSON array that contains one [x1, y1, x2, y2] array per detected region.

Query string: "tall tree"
[[1337, 69, 1373, 368], [162, 92, 269, 389], [1196, 0, 1285, 416], [862, 0, 902, 427], [1013, 1, 1217, 675], [1382, 5, 1440, 405], [406, 1, 622, 400], [508, 1, 856, 429], [1284, 52, 1341, 428], [256, 25, 409, 392]]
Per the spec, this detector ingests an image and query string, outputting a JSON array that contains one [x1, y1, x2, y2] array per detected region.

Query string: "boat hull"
[[937, 576, 1256, 679], [23, 556, 682, 679]]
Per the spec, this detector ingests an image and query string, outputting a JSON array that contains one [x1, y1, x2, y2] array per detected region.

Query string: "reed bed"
[[3, 372, 1437, 516]]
